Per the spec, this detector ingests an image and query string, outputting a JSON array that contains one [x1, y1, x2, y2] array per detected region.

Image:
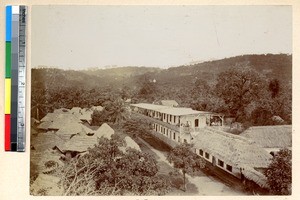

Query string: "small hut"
[[55, 122, 95, 140], [119, 136, 141, 153], [31, 132, 65, 151], [94, 123, 115, 139]]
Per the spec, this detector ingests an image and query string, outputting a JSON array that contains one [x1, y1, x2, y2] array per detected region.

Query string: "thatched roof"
[[38, 149, 64, 173], [31, 132, 65, 151], [193, 127, 272, 169], [40, 113, 59, 122], [61, 134, 98, 153], [242, 166, 268, 188], [74, 110, 93, 123], [30, 174, 63, 195], [53, 108, 70, 114], [193, 127, 273, 188], [160, 100, 179, 107], [59, 123, 115, 153], [55, 122, 94, 140], [47, 114, 82, 130], [94, 123, 115, 139], [240, 125, 292, 148], [71, 107, 81, 114], [37, 121, 53, 130], [119, 136, 141, 153]]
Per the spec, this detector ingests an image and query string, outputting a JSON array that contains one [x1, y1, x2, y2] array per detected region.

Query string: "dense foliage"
[[60, 134, 170, 195], [264, 149, 292, 195], [91, 98, 130, 126], [167, 143, 205, 191]]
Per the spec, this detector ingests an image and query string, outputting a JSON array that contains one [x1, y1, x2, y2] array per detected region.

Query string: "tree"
[[122, 118, 152, 138], [91, 98, 130, 126], [264, 149, 292, 195], [215, 65, 265, 121], [60, 135, 170, 195], [167, 143, 205, 192], [269, 79, 280, 98], [137, 74, 158, 102]]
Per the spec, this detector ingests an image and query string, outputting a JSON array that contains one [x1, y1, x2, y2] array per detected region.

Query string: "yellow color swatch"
[[5, 78, 11, 114]]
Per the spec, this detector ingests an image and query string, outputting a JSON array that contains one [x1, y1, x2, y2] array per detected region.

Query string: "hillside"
[[32, 54, 292, 91]]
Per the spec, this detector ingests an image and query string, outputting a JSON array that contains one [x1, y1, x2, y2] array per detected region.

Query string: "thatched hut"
[[94, 123, 115, 139], [40, 113, 59, 122], [74, 109, 93, 124], [119, 136, 141, 153], [192, 127, 272, 188], [37, 121, 53, 131], [55, 122, 95, 140], [47, 114, 82, 130], [31, 132, 65, 151], [57, 123, 115, 158], [60, 134, 99, 158]]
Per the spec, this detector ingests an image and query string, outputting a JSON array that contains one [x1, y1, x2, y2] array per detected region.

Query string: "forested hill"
[[162, 54, 292, 83], [32, 54, 292, 90], [31, 54, 292, 125]]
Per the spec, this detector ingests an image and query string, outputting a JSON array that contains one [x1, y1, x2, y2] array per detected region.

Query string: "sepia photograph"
[[29, 5, 292, 196]]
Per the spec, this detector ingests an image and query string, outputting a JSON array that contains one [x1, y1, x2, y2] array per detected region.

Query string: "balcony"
[[132, 112, 180, 132]]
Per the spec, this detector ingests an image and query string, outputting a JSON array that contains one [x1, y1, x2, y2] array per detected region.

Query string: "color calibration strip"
[[5, 5, 27, 152]]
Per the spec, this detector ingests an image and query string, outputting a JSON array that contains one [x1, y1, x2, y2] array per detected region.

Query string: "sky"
[[31, 5, 292, 69]]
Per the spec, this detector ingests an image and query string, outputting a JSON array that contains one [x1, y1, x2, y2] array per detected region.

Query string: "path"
[[138, 137, 245, 196]]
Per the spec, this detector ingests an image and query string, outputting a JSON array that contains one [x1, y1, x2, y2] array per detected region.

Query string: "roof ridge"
[[249, 125, 292, 129]]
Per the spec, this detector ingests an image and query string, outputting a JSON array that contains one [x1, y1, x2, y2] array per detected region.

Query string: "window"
[[174, 116, 176, 123], [173, 132, 176, 140], [195, 119, 199, 127], [205, 152, 210, 159], [218, 159, 224, 167], [199, 149, 203, 156], [226, 164, 232, 172]]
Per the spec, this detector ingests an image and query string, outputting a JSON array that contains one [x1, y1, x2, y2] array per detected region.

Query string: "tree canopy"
[[215, 65, 264, 121], [60, 135, 170, 195], [167, 143, 205, 191], [264, 149, 292, 195]]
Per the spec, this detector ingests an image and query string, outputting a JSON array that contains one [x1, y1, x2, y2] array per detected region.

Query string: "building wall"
[[153, 123, 181, 144], [194, 147, 241, 179]]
